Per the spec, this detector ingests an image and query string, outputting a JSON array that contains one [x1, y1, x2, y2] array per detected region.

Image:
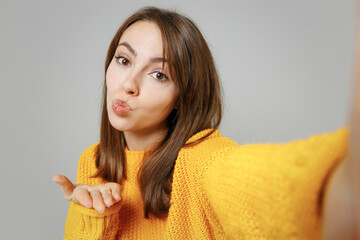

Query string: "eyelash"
[[114, 55, 169, 82], [149, 71, 168, 81], [115, 55, 130, 66]]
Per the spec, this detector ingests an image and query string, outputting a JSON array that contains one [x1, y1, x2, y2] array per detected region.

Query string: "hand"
[[52, 174, 121, 213]]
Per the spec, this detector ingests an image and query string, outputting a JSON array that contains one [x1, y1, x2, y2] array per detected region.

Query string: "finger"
[[100, 188, 114, 207], [89, 189, 106, 213], [109, 183, 121, 202], [52, 174, 75, 200], [73, 187, 93, 208]]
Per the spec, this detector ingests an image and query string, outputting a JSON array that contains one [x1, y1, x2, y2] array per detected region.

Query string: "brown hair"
[[94, 6, 222, 218]]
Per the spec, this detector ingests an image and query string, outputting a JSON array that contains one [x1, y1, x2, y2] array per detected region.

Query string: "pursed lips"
[[112, 99, 131, 110], [112, 99, 132, 116]]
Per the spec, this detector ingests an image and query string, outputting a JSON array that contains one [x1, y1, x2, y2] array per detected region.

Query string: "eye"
[[115, 56, 130, 66], [149, 71, 168, 81]]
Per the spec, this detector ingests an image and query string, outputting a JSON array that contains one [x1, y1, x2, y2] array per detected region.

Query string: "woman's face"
[[106, 20, 177, 136]]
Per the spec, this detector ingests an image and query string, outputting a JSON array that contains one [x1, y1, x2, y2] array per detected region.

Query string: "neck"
[[124, 126, 168, 151]]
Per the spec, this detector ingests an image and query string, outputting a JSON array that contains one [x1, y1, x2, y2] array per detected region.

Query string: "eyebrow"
[[118, 41, 167, 64]]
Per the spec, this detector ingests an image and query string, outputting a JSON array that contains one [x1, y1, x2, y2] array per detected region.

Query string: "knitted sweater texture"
[[64, 128, 348, 240]]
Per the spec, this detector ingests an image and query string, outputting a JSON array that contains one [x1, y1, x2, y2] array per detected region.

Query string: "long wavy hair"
[[94, 6, 222, 218]]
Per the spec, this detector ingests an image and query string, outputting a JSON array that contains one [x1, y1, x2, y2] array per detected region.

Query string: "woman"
[[53, 6, 352, 239]]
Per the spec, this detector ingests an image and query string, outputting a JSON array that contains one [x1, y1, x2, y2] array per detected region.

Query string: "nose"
[[121, 70, 140, 96]]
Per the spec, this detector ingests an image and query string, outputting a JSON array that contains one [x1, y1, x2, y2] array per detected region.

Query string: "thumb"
[[52, 174, 75, 201]]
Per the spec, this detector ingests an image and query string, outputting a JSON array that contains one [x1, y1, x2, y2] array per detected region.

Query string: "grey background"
[[0, 0, 356, 239]]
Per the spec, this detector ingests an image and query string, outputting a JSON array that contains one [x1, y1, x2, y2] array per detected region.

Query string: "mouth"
[[112, 99, 131, 116]]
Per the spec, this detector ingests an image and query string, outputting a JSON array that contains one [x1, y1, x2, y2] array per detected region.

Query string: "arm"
[[350, 66, 360, 239], [349, 6, 360, 237], [323, 8, 360, 238], [54, 143, 123, 240], [203, 129, 348, 239]]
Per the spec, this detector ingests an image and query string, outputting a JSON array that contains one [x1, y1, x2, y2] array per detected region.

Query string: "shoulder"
[[75, 142, 102, 185], [175, 129, 239, 175], [80, 142, 100, 157], [78, 142, 100, 170], [180, 129, 238, 158], [79, 142, 100, 160]]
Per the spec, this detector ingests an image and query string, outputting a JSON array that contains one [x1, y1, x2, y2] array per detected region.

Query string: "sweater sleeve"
[[64, 143, 122, 240], [203, 127, 349, 239]]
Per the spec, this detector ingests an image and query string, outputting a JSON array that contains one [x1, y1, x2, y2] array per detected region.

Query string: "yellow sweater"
[[64, 128, 348, 240]]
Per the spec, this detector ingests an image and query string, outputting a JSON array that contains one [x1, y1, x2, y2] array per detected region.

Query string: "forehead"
[[119, 20, 163, 56]]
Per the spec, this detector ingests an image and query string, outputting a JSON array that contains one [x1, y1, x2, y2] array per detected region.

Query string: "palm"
[[53, 174, 121, 213]]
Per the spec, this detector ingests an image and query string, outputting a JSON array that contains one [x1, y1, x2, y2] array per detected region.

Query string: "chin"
[[111, 123, 134, 132], [108, 116, 131, 132]]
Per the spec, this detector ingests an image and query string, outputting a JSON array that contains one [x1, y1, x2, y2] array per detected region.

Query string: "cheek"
[[105, 69, 117, 110], [105, 68, 111, 89], [105, 61, 119, 90], [105, 74, 111, 104], [105, 68, 113, 90], [146, 92, 176, 114]]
